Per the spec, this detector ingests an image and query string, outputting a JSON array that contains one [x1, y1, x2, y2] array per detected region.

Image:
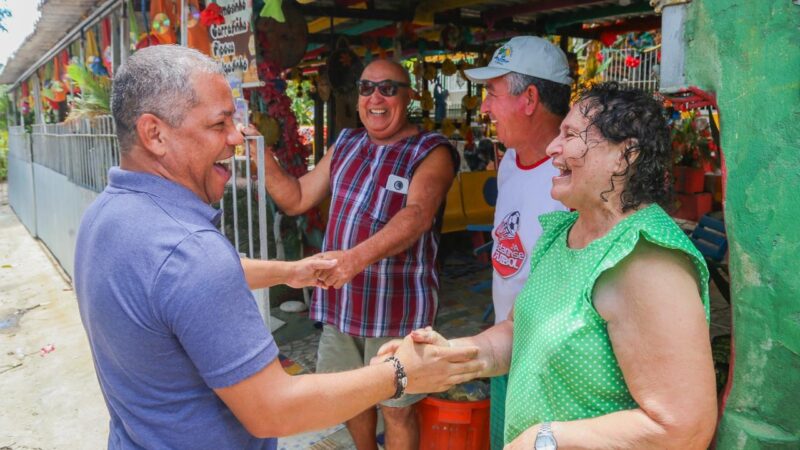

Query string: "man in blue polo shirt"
[[74, 45, 484, 450]]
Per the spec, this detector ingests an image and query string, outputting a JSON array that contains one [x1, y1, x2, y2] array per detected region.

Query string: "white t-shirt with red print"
[[491, 148, 568, 324]]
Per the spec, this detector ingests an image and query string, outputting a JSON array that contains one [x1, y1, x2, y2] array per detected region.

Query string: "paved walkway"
[[0, 190, 109, 449]]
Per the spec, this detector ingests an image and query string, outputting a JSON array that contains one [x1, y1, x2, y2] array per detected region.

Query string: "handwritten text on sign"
[[208, 0, 259, 84]]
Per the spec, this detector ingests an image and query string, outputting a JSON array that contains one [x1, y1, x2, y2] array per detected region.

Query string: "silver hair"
[[111, 45, 224, 151], [504, 71, 538, 96], [503, 71, 571, 116]]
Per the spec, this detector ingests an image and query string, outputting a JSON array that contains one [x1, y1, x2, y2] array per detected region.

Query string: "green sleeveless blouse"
[[504, 204, 710, 444]]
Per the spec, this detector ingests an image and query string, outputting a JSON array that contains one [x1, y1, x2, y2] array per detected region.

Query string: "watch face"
[[534, 434, 557, 450]]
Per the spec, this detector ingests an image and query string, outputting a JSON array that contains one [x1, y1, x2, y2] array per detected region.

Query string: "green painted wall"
[[684, 0, 800, 447]]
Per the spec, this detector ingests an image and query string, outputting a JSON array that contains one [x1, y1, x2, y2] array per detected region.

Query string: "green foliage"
[[670, 111, 719, 169], [65, 63, 111, 120], [286, 79, 313, 126]]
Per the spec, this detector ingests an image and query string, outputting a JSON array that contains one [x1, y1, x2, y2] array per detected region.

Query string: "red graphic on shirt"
[[492, 211, 526, 278]]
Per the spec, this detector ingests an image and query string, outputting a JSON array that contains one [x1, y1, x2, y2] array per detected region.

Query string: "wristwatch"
[[534, 422, 557, 450]]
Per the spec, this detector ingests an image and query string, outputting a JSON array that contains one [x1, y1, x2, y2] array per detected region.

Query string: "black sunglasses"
[[357, 79, 411, 97]]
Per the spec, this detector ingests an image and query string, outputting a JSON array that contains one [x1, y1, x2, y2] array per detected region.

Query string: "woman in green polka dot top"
[[380, 82, 718, 449]]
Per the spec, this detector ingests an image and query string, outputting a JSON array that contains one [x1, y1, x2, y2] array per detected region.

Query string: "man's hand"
[[315, 250, 365, 289], [285, 255, 338, 289], [388, 335, 484, 395], [372, 326, 449, 364]]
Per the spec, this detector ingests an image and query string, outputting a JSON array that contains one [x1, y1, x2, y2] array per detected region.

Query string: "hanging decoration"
[[440, 118, 456, 137], [186, 4, 201, 27], [84, 29, 108, 77], [624, 54, 641, 68], [462, 94, 480, 111], [420, 89, 434, 111], [250, 59, 325, 240], [441, 58, 457, 76], [185, 0, 211, 55], [599, 31, 619, 47], [200, 3, 225, 26], [433, 80, 448, 122], [101, 17, 113, 75], [150, 0, 177, 44], [439, 24, 463, 51], [326, 37, 363, 94], [260, 0, 285, 22]]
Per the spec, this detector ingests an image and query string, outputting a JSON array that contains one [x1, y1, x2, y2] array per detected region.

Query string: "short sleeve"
[[151, 231, 278, 389]]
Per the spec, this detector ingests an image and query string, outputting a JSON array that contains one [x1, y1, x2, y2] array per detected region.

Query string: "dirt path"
[[0, 198, 108, 450]]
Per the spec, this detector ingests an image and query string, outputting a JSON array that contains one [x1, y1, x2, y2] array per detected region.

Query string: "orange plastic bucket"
[[418, 396, 490, 450]]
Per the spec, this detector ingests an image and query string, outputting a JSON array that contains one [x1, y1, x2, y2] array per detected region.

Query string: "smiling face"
[[159, 72, 243, 203], [545, 100, 627, 210], [479, 75, 530, 149], [357, 60, 413, 144]]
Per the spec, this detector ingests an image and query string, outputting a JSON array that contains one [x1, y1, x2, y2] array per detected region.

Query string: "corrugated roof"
[[0, 0, 109, 85]]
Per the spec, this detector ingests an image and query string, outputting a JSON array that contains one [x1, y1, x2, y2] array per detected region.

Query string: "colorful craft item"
[[200, 3, 225, 26], [420, 90, 434, 111], [186, 4, 201, 27], [135, 33, 161, 50], [440, 118, 456, 137], [624, 55, 641, 68], [423, 64, 436, 81], [600, 31, 619, 47], [152, 13, 172, 35], [260, 0, 285, 23], [441, 58, 457, 76], [462, 95, 479, 111], [440, 24, 463, 51]]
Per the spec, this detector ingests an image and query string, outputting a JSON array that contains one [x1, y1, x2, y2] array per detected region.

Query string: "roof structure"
[[1, 0, 659, 86], [0, 0, 112, 84]]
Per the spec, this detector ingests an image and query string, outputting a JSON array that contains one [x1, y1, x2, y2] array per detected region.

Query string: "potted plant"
[[670, 111, 720, 220], [671, 111, 719, 193]]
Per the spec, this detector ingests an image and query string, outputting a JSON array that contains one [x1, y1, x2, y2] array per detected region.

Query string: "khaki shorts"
[[316, 325, 425, 408]]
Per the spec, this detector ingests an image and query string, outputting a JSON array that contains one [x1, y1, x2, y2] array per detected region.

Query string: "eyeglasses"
[[357, 79, 411, 97]]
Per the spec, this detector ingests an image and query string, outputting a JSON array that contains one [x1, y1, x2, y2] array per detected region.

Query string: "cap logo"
[[493, 45, 512, 65]]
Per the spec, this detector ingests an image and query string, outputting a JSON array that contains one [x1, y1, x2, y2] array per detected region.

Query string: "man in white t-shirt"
[[464, 36, 572, 450]]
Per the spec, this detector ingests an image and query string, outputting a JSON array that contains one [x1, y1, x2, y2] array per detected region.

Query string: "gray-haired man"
[[464, 36, 572, 449], [74, 45, 483, 449]]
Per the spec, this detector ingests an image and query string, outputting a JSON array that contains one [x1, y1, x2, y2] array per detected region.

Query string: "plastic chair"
[[689, 214, 730, 302]]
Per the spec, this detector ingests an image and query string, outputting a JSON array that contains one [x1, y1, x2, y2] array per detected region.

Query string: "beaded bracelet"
[[384, 356, 408, 399]]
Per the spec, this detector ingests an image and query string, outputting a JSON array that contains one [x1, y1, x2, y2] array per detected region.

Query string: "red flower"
[[200, 3, 225, 27], [596, 51, 604, 63], [599, 31, 618, 47], [624, 55, 641, 68]]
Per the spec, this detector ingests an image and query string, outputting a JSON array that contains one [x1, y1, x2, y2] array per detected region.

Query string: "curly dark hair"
[[576, 82, 673, 212]]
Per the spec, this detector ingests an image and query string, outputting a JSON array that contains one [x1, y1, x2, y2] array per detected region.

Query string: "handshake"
[[370, 327, 487, 397]]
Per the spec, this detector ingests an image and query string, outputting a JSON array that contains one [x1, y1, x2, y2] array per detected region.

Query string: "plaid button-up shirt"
[[311, 128, 456, 337]]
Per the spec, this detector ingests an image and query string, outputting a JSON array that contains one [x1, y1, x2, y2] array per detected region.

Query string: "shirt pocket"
[[364, 185, 407, 224]]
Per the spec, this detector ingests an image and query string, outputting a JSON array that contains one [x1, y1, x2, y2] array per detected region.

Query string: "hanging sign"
[[208, 0, 260, 86]]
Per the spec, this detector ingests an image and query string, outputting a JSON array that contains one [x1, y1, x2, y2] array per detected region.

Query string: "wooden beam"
[[483, 0, 610, 24], [299, 4, 415, 22]]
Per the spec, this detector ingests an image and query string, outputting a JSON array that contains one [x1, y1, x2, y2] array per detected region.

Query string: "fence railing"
[[7, 119, 276, 325], [31, 116, 120, 193]]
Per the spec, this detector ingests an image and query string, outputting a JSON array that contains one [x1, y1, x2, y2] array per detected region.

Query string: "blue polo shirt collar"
[[107, 167, 222, 225]]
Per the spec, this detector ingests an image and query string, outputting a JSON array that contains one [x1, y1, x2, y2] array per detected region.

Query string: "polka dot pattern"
[[504, 204, 710, 444]]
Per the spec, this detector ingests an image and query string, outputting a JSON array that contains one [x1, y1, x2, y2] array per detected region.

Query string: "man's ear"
[[523, 84, 540, 116], [135, 113, 169, 157]]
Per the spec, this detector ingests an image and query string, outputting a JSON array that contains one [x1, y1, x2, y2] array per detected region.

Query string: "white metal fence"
[[7, 118, 274, 324], [604, 43, 660, 93]]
